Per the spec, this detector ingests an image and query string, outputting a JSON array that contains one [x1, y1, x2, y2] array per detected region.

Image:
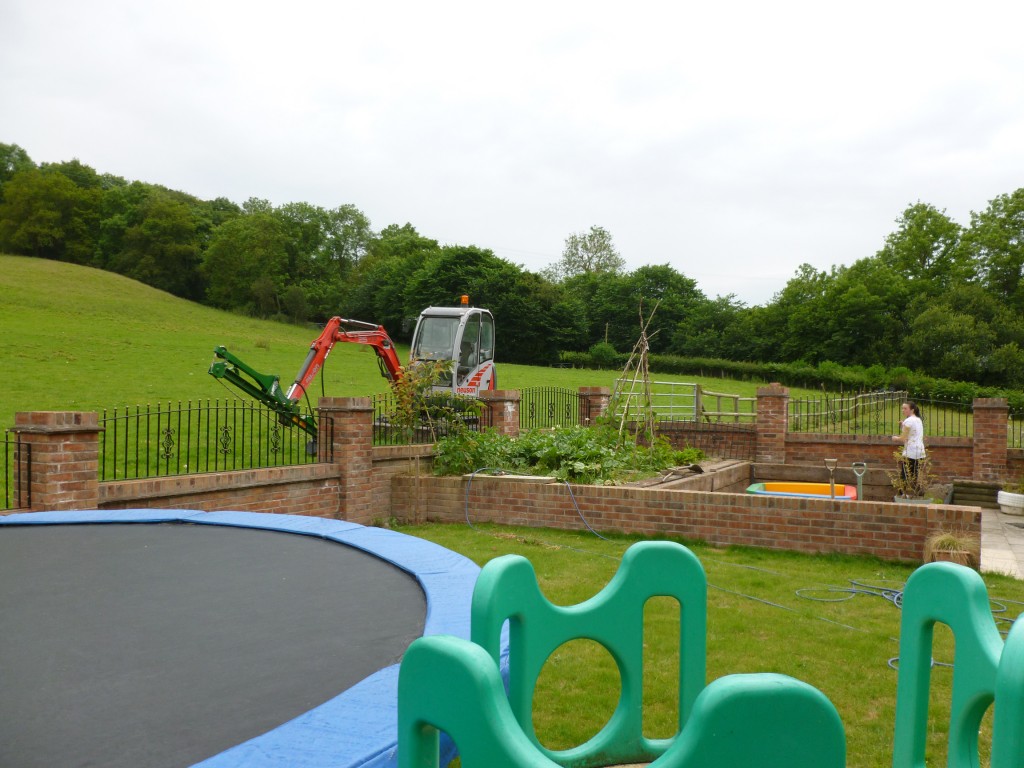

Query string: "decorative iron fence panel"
[[520, 387, 582, 430], [2, 432, 30, 511], [372, 393, 492, 446], [788, 392, 972, 438], [99, 400, 321, 482]]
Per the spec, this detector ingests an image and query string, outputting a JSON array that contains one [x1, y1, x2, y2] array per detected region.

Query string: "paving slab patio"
[[981, 507, 1024, 579]]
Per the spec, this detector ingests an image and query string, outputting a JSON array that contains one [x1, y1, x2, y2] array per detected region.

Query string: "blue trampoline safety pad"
[[0, 510, 479, 768]]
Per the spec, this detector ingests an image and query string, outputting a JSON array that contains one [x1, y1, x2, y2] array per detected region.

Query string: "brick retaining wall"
[[390, 474, 980, 563], [99, 464, 341, 517], [96, 446, 435, 523], [784, 434, 975, 483]]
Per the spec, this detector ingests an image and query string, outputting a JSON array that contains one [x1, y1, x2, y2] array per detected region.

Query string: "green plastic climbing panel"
[[399, 541, 845, 768]]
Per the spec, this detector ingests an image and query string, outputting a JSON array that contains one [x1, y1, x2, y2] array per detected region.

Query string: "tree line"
[[2, 142, 1024, 387]]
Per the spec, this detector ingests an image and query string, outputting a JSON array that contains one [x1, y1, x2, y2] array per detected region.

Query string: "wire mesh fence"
[[99, 400, 321, 482]]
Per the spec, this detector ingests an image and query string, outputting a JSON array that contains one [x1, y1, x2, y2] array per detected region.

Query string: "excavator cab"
[[410, 300, 496, 396]]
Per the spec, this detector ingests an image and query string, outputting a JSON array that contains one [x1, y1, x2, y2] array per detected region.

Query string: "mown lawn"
[[397, 521, 1024, 768]]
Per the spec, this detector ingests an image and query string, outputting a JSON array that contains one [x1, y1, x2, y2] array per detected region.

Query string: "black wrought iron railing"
[[520, 387, 583, 430], [788, 392, 972, 438], [99, 400, 321, 482], [2, 432, 30, 511], [1010, 410, 1024, 449], [372, 392, 492, 446]]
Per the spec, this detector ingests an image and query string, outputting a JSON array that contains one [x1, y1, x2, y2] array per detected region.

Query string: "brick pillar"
[[579, 387, 611, 426], [13, 411, 101, 511], [318, 397, 374, 523], [756, 383, 789, 464], [479, 390, 520, 437], [972, 397, 1009, 482]]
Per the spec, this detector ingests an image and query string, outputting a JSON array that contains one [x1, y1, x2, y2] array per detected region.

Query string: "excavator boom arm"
[[209, 317, 404, 441], [284, 317, 403, 402]]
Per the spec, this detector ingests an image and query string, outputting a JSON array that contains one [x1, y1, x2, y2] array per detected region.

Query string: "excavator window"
[[459, 314, 481, 375], [479, 314, 494, 362], [412, 316, 459, 360]]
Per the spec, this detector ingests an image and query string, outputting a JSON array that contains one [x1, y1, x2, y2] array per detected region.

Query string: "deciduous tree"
[[0, 168, 100, 263], [545, 225, 624, 281], [202, 212, 289, 314], [877, 202, 966, 292], [963, 189, 1024, 311], [0, 142, 34, 188]]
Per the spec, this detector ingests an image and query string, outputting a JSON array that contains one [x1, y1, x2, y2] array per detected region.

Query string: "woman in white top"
[[892, 401, 925, 495]]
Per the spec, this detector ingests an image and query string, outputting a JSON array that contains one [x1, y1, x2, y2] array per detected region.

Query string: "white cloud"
[[3, 0, 1024, 305]]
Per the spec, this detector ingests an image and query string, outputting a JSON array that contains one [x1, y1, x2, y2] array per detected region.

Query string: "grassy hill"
[[0, 256, 619, 429], [0, 254, 811, 431]]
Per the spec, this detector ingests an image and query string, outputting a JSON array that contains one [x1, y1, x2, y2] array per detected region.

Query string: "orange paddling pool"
[[746, 481, 858, 500]]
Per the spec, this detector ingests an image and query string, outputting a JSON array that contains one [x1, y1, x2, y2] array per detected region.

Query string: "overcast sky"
[[3, 1, 1023, 306]]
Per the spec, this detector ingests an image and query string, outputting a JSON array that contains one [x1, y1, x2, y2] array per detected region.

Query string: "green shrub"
[[587, 342, 620, 369], [433, 425, 705, 484]]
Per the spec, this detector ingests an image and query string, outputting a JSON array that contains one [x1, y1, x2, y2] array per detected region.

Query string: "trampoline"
[[0, 509, 480, 768]]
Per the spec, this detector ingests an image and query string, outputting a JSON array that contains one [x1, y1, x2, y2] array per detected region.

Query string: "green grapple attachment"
[[208, 346, 318, 437]]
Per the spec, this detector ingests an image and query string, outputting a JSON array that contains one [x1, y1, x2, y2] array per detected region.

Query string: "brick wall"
[[755, 383, 788, 463], [7, 399, 428, 524], [479, 390, 521, 436], [3, 391, 1007, 562], [13, 412, 100, 511], [1010, 450, 1024, 482], [783, 435, 975, 484], [370, 444, 435, 523], [99, 464, 341, 516], [96, 447, 433, 522], [973, 398, 1010, 480], [661, 421, 756, 461], [391, 474, 980, 563]]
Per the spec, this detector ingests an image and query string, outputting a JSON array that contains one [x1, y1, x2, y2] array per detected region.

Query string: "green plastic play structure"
[[398, 542, 1024, 768], [469, 542, 708, 765]]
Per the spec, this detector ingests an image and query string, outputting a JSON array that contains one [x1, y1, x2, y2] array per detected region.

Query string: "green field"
[[0, 254, 824, 431]]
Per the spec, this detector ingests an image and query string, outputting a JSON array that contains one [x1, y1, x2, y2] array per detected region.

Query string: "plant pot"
[[930, 549, 977, 568], [893, 496, 932, 505], [997, 490, 1024, 516]]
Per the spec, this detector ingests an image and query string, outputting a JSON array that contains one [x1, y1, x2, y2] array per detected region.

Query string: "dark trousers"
[[900, 457, 920, 495]]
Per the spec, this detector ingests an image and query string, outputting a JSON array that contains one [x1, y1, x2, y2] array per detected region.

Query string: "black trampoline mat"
[[0, 523, 427, 768]]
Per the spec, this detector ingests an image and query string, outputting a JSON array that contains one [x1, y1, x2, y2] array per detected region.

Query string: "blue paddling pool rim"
[[0, 509, 479, 768]]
